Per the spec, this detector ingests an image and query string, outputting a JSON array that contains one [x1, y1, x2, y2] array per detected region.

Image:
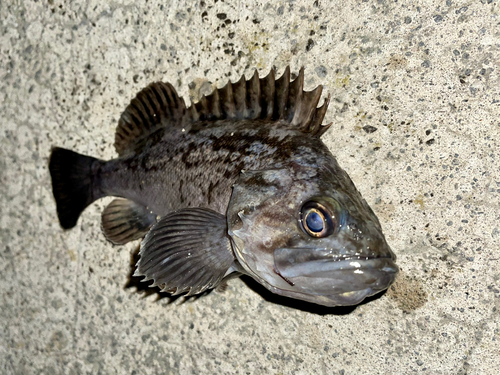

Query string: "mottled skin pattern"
[[96, 119, 307, 217], [92, 118, 397, 306]]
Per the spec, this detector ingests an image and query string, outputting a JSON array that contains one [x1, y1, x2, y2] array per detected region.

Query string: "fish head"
[[227, 162, 398, 307]]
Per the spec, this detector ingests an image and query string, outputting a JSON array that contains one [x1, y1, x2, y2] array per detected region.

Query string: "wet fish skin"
[[49, 67, 398, 306], [96, 120, 301, 217]]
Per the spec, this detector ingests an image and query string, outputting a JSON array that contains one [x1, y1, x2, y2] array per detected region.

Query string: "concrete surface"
[[1, 0, 499, 374]]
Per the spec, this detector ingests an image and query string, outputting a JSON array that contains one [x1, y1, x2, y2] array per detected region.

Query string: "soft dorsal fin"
[[115, 82, 186, 156], [185, 66, 332, 137]]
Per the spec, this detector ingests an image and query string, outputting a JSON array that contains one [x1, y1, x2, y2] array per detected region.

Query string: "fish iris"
[[300, 199, 339, 238], [305, 210, 324, 233]]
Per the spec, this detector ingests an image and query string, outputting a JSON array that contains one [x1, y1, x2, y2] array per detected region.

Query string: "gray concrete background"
[[1, 0, 499, 374]]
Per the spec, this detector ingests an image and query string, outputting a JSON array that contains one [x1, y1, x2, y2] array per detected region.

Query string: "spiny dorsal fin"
[[115, 67, 331, 155], [115, 82, 186, 156], [185, 66, 331, 137]]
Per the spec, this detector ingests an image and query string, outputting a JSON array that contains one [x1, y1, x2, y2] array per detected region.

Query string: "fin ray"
[[115, 82, 186, 156], [135, 208, 235, 296], [101, 199, 157, 245]]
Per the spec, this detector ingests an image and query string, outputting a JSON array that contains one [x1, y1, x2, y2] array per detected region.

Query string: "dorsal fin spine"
[[207, 87, 221, 119], [246, 71, 260, 119], [309, 95, 331, 135], [220, 82, 236, 119], [232, 74, 246, 118], [260, 69, 275, 119], [274, 66, 290, 120], [287, 67, 304, 122]]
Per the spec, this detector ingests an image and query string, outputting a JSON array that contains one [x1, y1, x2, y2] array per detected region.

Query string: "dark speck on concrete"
[[421, 60, 431, 68], [306, 39, 315, 52], [433, 15, 443, 23], [363, 125, 378, 134], [315, 65, 327, 77]]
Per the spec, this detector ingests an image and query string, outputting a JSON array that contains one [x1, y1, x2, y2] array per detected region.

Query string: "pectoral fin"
[[134, 208, 235, 296]]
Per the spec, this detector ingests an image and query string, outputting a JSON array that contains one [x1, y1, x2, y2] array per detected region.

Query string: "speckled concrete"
[[1, 0, 499, 374]]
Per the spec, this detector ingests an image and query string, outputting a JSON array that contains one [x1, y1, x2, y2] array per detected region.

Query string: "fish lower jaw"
[[261, 281, 389, 307], [266, 258, 398, 307], [331, 288, 376, 306]]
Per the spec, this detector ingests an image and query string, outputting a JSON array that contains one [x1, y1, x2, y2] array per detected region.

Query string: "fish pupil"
[[306, 211, 324, 233]]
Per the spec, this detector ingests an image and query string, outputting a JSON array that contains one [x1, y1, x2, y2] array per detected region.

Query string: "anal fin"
[[101, 199, 157, 245], [134, 208, 236, 296]]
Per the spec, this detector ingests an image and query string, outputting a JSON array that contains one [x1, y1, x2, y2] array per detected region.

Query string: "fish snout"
[[342, 220, 396, 261]]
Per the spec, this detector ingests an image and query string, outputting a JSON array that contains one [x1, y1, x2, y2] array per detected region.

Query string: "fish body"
[[49, 67, 398, 307], [98, 120, 311, 216]]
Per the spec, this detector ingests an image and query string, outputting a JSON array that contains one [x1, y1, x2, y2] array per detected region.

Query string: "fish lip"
[[274, 246, 398, 262], [276, 257, 399, 279], [274, 247, 399, 279]]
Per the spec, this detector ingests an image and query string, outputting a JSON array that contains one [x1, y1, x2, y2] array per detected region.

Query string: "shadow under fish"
[[49, 66, 399, 308]]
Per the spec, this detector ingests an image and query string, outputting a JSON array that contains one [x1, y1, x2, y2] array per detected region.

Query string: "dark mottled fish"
[[49, 67, 398, 307]]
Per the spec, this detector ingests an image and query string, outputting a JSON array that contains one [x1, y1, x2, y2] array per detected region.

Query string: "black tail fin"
[[49, 147, 101, 229]]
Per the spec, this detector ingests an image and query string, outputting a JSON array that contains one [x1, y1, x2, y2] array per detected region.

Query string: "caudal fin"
[[49, 147, 101, 229]]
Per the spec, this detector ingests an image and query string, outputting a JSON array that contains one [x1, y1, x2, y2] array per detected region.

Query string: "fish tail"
[[49, 147, 102, 229]]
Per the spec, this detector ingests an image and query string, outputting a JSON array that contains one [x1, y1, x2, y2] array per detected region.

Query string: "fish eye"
[[300, 200, 337, 238]]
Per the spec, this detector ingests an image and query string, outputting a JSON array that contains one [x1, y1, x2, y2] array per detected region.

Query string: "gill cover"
[[227, 169, 304, 292]]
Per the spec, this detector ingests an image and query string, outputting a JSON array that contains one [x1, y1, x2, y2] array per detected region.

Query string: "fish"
[[49, 66, 399, 307]]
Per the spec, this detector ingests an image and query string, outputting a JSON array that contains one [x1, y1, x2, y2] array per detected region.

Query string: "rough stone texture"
[[1, 0, 499, 374]]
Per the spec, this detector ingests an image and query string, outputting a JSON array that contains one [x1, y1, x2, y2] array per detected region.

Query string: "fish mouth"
[[276, 256, 398, 278], [273, 247, 399, 306]]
